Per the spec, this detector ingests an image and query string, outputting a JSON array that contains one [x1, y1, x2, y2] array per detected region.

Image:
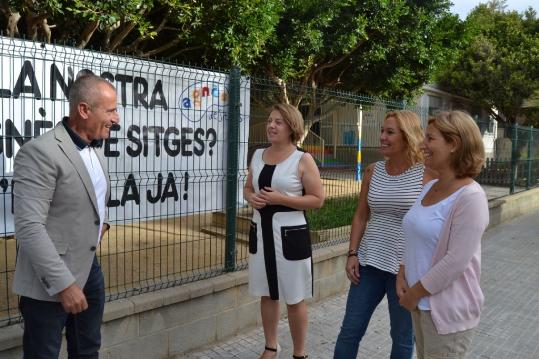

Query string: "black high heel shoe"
[[292, 355, 308, 358]]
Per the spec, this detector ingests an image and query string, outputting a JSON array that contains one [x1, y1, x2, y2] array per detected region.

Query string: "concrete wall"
[[488, 187, 539, 229], [0, 244, 349, 358], [1, 186, 538, 358]]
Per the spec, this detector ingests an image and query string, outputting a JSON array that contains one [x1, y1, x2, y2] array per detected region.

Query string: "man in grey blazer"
[[13, 74, 119, 358]]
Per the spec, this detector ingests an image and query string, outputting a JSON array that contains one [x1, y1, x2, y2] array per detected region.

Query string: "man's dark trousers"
[[19, 256, 105, 359]]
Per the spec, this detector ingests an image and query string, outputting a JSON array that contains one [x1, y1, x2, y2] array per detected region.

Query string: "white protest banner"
[[0, 37, 250, 234]]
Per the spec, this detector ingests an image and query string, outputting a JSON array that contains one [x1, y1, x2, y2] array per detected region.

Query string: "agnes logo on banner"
[[179, 81, 228, 123]]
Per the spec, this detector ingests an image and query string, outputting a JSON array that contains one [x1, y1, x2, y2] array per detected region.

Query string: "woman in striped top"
[[334, 110, 435, 359]]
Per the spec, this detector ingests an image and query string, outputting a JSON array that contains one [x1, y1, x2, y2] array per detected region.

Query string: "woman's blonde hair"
[[384, 110, 424, 164], [428, 111, 485, 178], [271, 103, 305, 143]]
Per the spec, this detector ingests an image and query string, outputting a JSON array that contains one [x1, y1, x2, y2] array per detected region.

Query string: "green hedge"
[[307, 195, 358, 231]]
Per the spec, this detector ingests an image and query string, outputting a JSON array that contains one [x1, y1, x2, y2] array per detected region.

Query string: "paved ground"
[[185, 208, 539, 359]]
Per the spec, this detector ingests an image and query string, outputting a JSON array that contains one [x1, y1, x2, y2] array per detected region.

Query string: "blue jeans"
[[19, 256, 105, 359], [334, 265, 413, 359]]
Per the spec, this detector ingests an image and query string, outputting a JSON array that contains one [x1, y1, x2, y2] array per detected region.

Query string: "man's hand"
[[100, 222, 110, 240], [58, 284, 88, 314]]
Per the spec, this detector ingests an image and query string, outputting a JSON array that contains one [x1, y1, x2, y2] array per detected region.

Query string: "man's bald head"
[[69, 75, 116, 116]]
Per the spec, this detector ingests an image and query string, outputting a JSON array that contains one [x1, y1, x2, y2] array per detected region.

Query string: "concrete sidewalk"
[[185, 208, 539, 358]]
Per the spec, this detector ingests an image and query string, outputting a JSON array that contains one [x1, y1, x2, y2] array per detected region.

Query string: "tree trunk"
[[6, 12, 21, 37], [269, 75, 290, 105], [40, 19, 52, 43], [77, 21, 100, 49], [26, 13, 48, 40], [109, 22, 137, 51]]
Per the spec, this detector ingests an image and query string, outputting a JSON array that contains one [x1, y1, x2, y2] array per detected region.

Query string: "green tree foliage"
[[253, 0, 453, 102], [0, 0, 465, 144], [436, 3, 539, 125], [1, 1, 454, 85], [244, 0, 455, 138], [189, 0, 281, 68], [1, 0, 457, 109], [0, 0, 281, 67]]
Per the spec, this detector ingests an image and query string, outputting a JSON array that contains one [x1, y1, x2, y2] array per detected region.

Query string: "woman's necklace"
[[385, 159, 413, 176]]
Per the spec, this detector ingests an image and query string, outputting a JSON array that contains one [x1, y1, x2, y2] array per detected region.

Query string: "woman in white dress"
[[244, 103, 325, 359]]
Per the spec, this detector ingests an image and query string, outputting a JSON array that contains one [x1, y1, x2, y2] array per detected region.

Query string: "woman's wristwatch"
[[347, 249, 357, 258]]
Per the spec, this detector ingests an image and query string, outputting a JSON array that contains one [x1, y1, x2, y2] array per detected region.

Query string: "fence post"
[[225, 66, 241, 272], [527, 126, 533, 190], [509, 123, 518, 194], [356, 105, 363, 181]]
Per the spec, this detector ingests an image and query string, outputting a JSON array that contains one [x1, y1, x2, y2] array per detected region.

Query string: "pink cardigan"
[[420, 181, 489, 335]]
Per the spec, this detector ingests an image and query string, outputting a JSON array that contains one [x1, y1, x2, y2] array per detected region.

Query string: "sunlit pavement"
[[185, 208, 539, 358]]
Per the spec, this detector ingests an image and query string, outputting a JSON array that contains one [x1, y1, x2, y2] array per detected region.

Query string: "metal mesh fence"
[[0, 37, 249, 326], [241, 76, 428, 258], [476, 121, 539, 195], [0, 36, 538, 327]]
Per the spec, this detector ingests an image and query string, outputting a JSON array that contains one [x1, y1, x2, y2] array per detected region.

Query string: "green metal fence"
[[0, 36, 538, 328], [243, 75, 428, 260], [475, 122, 539, 194], [0, 37, 249, 326]]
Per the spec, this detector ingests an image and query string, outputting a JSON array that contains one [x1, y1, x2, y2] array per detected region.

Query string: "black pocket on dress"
[[249, 221, 257, 254], [281, 225, 312, 260]]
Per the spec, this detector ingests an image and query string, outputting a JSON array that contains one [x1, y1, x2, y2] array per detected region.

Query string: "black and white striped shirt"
[[358, 161, 424, 274]]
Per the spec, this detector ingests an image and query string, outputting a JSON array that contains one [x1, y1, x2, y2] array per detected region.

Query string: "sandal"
[[262, 343, 281, 358], [292, 355, 308, 359]]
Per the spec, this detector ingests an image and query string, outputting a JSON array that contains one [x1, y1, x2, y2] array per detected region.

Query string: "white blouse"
[[403, 180, 464, 310]]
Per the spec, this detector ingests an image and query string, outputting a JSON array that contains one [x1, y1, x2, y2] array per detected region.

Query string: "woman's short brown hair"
[[384, 110, 424, 164], [428, 111, 485, 178], [271, 103, 305, 143]]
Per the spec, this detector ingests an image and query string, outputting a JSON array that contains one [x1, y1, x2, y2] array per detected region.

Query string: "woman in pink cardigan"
[[397, 111, 489, 358]]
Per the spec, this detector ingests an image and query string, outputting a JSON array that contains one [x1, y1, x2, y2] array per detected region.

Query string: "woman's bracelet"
[[347, 249, 357, 257]]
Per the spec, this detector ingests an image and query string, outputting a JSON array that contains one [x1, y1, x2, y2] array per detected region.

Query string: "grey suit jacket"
[[12, 122, 110, 301]]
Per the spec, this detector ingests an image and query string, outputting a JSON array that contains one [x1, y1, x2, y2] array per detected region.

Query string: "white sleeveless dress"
[[248, 148, 313, 304]]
